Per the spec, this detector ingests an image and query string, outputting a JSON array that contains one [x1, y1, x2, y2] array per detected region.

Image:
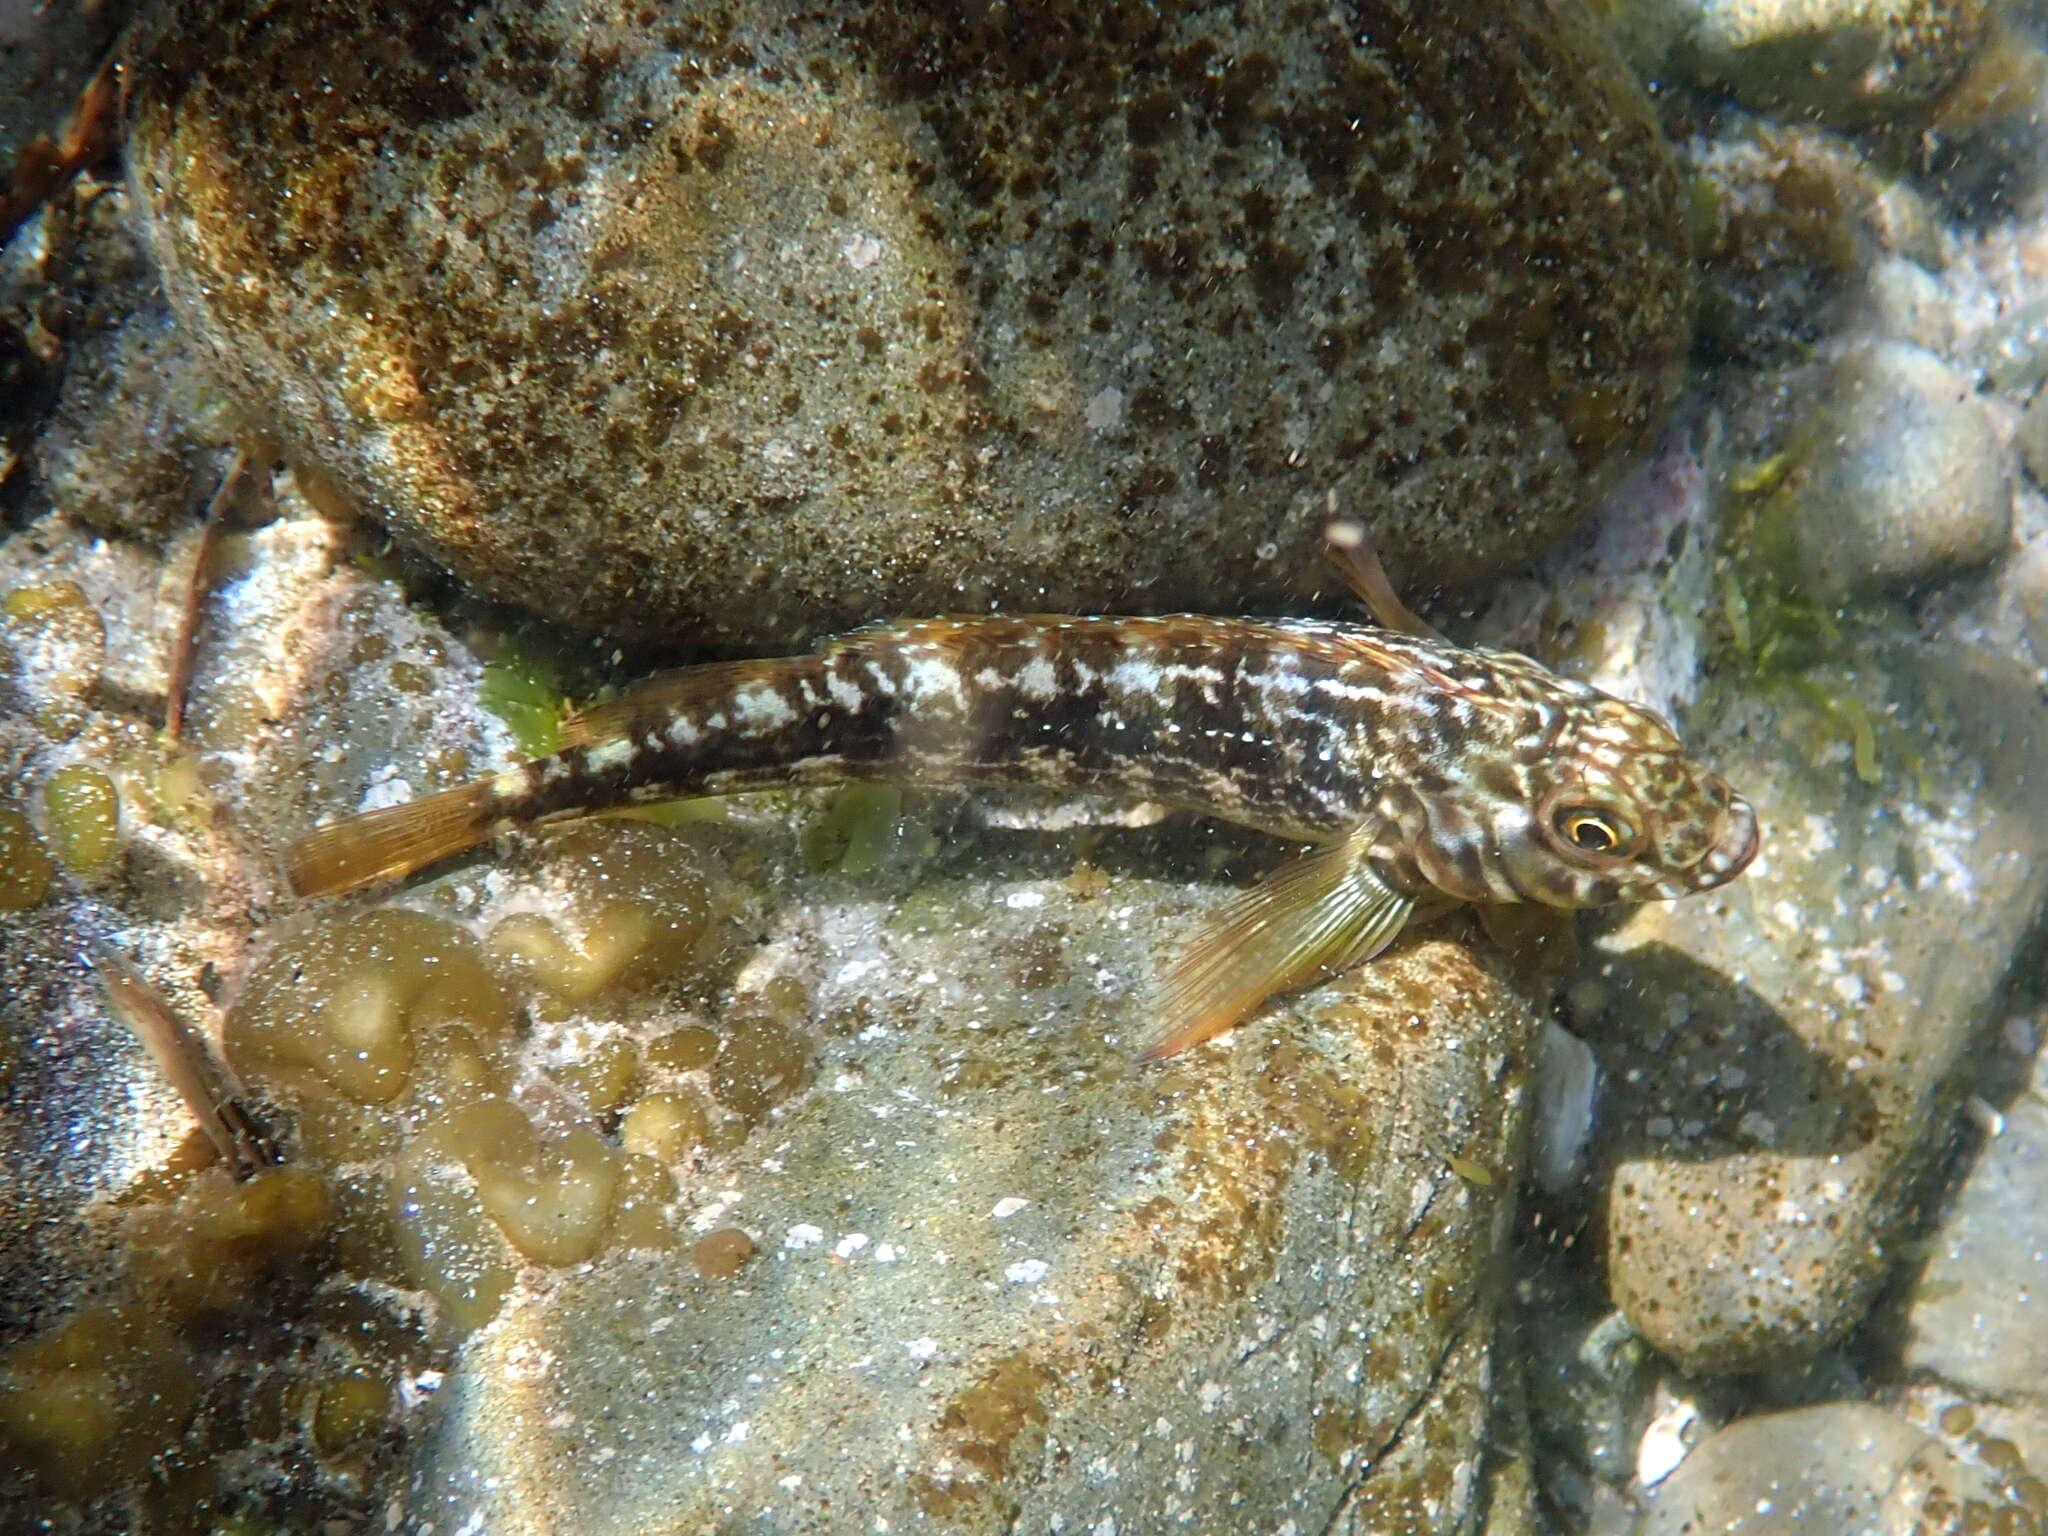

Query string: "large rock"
[[405, 934, 1542, 1534], [1637, 1402, 2035, 1535], [125, 0, 1692, 647]]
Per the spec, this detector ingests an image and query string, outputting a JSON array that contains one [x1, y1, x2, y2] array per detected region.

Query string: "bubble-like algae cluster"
[[228, 908, 519, 1106], [0, 813, 826, 1516], [210, 818, 822, 1341], [0, 801, 54, 909], [0, 1163, 385, 1515], [0, 1306, 195, 1500], [483, 822, 725, 1008], [41, 764, 121, 877], [2, 579, 103, 739]]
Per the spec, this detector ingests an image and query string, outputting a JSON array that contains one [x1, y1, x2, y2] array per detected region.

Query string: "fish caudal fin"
[[285, 776, 507, 897], [1139, 819, 1414, 1061]]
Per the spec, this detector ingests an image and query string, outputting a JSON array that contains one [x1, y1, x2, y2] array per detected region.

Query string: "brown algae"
[[205, 819, 766, 1335], [41, 764, 121, 877], [0, 802, 54, 909]]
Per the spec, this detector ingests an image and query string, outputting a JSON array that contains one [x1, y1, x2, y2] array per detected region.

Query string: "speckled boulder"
[[1784, 341, 2011, 600], [126, 0, 1692, 647]]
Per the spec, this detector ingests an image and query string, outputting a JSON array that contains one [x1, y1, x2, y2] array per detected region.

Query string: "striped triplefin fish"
[[284, 530, 1759, 1058]]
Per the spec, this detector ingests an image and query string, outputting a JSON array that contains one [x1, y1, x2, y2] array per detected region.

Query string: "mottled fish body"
[[285, 599, 1758, 1058]]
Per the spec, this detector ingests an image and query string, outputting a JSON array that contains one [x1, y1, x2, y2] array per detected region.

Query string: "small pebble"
[[693, 1228, 756, 1280], [1976, 296, 2048, 395], [1788, 340, 2011, 598]]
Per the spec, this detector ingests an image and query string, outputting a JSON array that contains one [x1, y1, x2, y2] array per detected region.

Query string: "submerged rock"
[[2, 477, 1554, 1528], [126, 0, 1692, 646], [1656, 0, 1991, 122], [1638, 1401, 2039, 1535], [1584, 639, 2048, 1376], [405, 936, 1541, 1534], [1782, 342, 2011, 600], [1904, 1083, 2048, 1403]]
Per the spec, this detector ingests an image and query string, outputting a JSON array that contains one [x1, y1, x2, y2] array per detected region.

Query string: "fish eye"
[[1553, 805, 1631, 854]]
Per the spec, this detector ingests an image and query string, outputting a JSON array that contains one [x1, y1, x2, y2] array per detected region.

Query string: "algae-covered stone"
[[1583, 639, 2048, 1375], [1659, 0, 1991, 122], [127, 0, 1692, 646], [405, 938, 1540, 1533]]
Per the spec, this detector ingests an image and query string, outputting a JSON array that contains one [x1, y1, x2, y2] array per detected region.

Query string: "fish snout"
[[1694, 786, 1760, 889]]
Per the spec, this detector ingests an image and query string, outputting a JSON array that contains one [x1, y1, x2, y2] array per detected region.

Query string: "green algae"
[[801, 783, 907, 875], [0, 802, 54, 909], [1717, 465, 1913, 789], [41, 764, 120, 876], [477, 639, 567, 757]]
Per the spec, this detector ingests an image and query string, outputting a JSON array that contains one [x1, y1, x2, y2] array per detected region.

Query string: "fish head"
[[1497, 695, 1759, 908]]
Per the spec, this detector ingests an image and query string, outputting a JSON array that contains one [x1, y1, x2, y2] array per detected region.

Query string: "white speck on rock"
[[1637, 1397, 1700, 1487], [991, 1197, 1030, 1219], [1004, 889, 1046, 909], [359, 774, 414, 811], [906, 1336, 939, 1360], [1085, 386, 1125, 432], [1004, 1258, 1050, 1284], [835, 1232, 870, 1258], [785, 1223, 826, 1249], [843, 232, 884, 270]]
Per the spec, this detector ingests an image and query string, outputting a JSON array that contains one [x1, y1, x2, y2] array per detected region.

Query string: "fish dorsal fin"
[[559, 659, 807, 747], [1322, 506, 1444, 642], [1139, 818, 1416, 1061]]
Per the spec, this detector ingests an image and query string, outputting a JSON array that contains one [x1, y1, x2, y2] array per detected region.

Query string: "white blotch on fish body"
[[733, 682, 797, 730], [583, 737, 636, 773]]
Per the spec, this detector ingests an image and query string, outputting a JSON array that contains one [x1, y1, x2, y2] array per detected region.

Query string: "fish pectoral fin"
[[1138, 820, 1415, 1062]]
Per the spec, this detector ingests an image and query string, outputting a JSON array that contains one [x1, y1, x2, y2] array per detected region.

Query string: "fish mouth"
[[1692, 790, 1760, 889]]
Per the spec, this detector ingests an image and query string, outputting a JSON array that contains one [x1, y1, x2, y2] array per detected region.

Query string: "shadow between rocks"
[[1575, 938, 1883, 1165]]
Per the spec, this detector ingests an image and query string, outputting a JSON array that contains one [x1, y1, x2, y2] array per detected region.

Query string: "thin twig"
[[165, 447, 248, 741], [87, 942, 282, 1178], [1322, 493, 1443, 642], [0, 54, 122, 247]]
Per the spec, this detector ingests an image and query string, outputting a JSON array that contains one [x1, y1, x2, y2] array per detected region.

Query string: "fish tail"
[[285, 774, 512, 897]]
